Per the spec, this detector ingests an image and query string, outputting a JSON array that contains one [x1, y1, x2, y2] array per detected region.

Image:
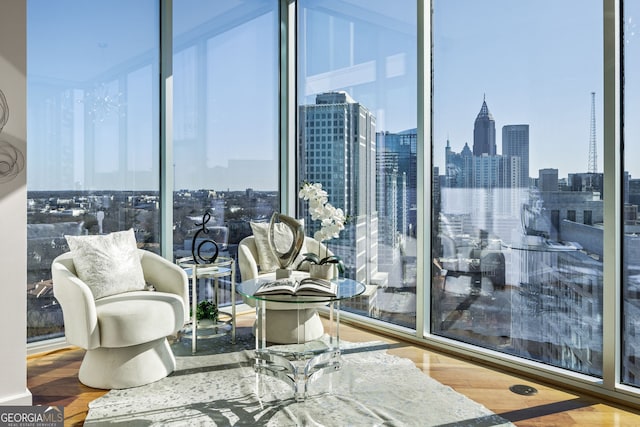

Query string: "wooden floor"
[[28, 312, 640, 426]]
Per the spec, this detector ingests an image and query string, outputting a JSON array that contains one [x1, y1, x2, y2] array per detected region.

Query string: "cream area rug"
[[85, 330, 514, 426]]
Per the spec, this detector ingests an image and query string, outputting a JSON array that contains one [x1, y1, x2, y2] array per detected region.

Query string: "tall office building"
[[473, 97, 496, 156], [376, 149, 400, 267], [539, 168, 559, 191], [445, 140, 473, 188], [568, 172, 604, 197], [298, 91, 378, 284], [377, 129, 417, 234], [376, 129, 417, 276], [502, 124, 530, 188], [473, 154, 502, 189]]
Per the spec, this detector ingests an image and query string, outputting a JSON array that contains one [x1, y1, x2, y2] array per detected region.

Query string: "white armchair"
[[238, 235, 331, 344], [52, 249, 189, 389]]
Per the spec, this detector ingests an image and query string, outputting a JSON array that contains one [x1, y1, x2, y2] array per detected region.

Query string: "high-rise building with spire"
[[473, 96, 496, 156], [445, 97, 529, 193]]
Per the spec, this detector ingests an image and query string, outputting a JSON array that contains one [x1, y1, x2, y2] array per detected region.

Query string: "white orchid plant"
[[297, 182, 347, 272]]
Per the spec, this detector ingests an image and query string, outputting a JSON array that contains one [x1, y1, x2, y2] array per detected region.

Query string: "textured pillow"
[[65, 229, 146, 300], [250, 221, 308, 273]]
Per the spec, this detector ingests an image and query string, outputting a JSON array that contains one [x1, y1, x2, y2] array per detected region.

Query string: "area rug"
[[85, 330, 514, 426]]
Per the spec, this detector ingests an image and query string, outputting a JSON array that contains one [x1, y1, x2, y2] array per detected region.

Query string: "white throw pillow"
[[250, 221, 308, 273], [65, 229, 146, 300]]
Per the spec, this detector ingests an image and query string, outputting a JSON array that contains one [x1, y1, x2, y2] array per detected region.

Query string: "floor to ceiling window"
[[623, 0, 640, 388], [23, 0, 640, 405], [26, 0, 160, 342], [296, 0, 418, 329], [432, 0, 605, 377], [172, 1, 279, 306]]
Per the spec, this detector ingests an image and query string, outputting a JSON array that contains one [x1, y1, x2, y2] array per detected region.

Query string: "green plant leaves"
[[195, 300, 218, 321]]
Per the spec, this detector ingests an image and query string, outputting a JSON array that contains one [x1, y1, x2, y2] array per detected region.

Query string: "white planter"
[[197, 318, 217, 328], [309, 264, 336, 280]]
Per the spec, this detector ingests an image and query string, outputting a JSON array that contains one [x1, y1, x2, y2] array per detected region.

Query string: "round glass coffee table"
[[237, 277, 365, 401]]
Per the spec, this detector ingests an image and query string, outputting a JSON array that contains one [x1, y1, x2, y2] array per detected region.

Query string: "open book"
[[254, 277, 337, 297]]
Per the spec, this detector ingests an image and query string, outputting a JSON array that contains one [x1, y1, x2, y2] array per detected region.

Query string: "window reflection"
[[27, 0, 160, 342], [432, 0, 604, 376], [623, 1, 640, 387], [172, 1, 279, 307], [297, 0, 418, 328]]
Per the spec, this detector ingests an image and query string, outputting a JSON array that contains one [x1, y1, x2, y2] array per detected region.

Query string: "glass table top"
[[176, 256, 234, 275], [237, 277, 365, 304]]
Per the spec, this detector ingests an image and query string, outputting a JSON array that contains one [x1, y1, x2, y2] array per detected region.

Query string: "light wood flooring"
[[28, 312, 640, 426]]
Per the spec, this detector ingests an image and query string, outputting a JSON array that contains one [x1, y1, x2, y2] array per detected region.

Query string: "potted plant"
[[298, 253, 345, 280], [298, 182, 348, 279], [194, 300, 218, 327]]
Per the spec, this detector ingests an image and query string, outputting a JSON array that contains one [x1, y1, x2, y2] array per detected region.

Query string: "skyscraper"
[[473, 154, 502, 189], [502, 124, 530, 188], [445, 140, 474, 188], [376, 147, 400, 266], [376, 129, 417, 276], [377, 129, 417, 234], [298, 91, 378, 283], [539, 168, 559, 191], [473, 97, 496, 156]]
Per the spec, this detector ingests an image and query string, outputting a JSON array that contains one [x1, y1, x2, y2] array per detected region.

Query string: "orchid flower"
[[298, 182, 348, 270]]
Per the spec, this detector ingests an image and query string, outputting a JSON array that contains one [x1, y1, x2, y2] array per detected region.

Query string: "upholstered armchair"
[[238, 234, 332, 344], [52, 248, 189, 389]]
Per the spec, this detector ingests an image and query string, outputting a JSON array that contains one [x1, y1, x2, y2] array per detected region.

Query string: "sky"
[[432, 0, 606, 180], [624, 2, 640, 179], [27, 0, 282, 191], [24, 0, 640, 191]]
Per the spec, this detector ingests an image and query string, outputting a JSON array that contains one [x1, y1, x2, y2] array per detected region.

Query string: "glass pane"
[[623, 2, 640, 387], [432, 0, 604, 376], [173, 1, 279, 306], [297, 0, 418, 328], [27, 1, 160, 343]]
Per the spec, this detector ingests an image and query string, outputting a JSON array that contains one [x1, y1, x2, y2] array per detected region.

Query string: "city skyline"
[[432, 0, 639, 181], [432, 0, 612, 180], [25, 1, 640, 192]]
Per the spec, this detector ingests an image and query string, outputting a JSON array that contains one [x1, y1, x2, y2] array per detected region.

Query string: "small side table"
[[176, 256, 236, 353]]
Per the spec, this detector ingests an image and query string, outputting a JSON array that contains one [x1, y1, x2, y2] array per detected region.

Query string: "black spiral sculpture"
[[0, 89, 24, 184], [191, 209, 219, 264]]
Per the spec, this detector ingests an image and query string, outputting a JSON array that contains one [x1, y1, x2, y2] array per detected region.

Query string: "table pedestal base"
[[237, 278, 365, 401], [255, 345, 341, 401], [254, 299, 341, 401]]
